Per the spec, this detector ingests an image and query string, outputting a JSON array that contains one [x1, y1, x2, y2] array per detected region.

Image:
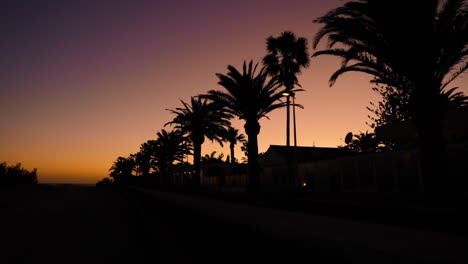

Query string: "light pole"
[[283, 93, 291, 147], [282, 91, 298, 188], [282, 91, 297, 147], [292, 94, 297, 148]]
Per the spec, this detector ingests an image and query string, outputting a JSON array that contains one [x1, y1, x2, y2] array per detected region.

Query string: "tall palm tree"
[[152, 129, 188, 187], [263, 31, 310, 146], [312, 0, 468, 193], [166, 97, 231, 186], [224, 127, 246, 164], [202, 60, 297, 191]]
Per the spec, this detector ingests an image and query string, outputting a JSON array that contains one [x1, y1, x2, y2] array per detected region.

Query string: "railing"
[[282, 143, 468, 194], [168, 143, 468, 194]]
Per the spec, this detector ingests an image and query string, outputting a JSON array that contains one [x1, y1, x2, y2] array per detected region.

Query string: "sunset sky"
[[2, 0, 467, 184]]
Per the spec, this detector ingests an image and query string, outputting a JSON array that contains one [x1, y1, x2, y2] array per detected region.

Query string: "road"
[[2, 185, 341, 263]]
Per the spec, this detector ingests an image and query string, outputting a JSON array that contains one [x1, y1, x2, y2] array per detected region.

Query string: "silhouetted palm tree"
[[109, 156, 135, 184], [313, 0, 468, 193], [224, 127, 246, 164], [202, 60, 296, 191], [263, 31, 310, 146], [152, 129, 188, 187], [201, 151, 226, 163], [133, 152, 147, 177], [346, 131, 382, 153], [136, 140, 157, 177], [442, 87, 468, 111], [166, 97, 231, 186]]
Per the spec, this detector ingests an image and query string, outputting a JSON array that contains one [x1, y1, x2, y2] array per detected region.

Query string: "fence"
[[169, 143, 468, 194], [200, 163, 249, 186], [295, 150, 421, 193], [292, 143, 468, 194]]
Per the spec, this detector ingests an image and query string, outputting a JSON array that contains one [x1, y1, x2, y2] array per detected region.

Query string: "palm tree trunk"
[[193, 142, 202, 187], [161, 164, 168, 188], [417, 118, 446, 195], [245, 120, 261, 192], [230, 143, 235, 164], [168, 164, 174, 188], [414, 84, 447, 195]]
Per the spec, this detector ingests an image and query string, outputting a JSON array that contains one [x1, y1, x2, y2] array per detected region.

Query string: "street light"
[[282, 91, 298, 188], [282, 91, 297, 147]]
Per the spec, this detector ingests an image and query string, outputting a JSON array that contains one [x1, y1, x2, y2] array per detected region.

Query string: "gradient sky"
[[2, 0, 467, 184]]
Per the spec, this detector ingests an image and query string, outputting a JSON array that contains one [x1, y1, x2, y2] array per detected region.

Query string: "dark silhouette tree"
[[313, 0, 468, 193], [134, 141, 154, 177], [202, 60, 296, 191], [263, 31, 310, 146], [345, 131, 383, 153], [201, 151, 226, 163], [96, 177, 113, 188], [368, 84, 468, 129], [166, 97, 231, 187], [152, 129, 188, 187], [137, 140, 160, 174], [224, 127, 246, 164], [109, 156, 135, 185], [0, 162, 38, 186], [367, 84, 411, 129], [440, 87, 468, 111]]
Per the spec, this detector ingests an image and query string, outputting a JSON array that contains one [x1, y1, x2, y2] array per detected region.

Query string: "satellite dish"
[[344, 132, 353, 144]]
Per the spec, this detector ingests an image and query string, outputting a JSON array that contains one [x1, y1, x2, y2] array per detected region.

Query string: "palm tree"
[[166, 97, 231, 186], [263, 31, 310, 146], [312, 0, 468, 193], [135, 140, 156, 177], [441, 87, 468, 111], [109, 156, 135, 185], [152, 129, 188, 187], [201, 151, 226, 163], [202, 60, 297, 191], [346, 131, 382, 153], [224, 127, 246, 164]]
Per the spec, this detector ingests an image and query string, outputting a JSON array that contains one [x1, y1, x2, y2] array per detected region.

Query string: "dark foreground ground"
[[185, 186, 468, 237], [2, 185, 347, 263], [3, 185, 468, 263]]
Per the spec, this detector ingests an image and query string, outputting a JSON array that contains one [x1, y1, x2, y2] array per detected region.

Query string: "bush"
[[96, 177, 113, 188], [0, 162, 38, 187]]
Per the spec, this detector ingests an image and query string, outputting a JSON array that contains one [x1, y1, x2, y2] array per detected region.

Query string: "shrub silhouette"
[[0, 162, 38, 187]]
